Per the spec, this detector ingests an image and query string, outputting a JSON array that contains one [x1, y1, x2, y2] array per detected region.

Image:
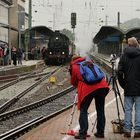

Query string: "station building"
[[0, 0, 27, 48], [93, 26, 140, 56]]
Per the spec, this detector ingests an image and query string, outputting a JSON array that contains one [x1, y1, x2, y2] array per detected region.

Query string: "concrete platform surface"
[[17, 87, 130, 140]]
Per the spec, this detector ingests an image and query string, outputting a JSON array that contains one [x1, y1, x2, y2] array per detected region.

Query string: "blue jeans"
[[124, 96, 140, 133], [79, 88, 108, 135]]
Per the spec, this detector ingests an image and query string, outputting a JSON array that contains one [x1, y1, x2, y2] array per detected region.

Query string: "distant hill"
[[120, 18, 140, 30]]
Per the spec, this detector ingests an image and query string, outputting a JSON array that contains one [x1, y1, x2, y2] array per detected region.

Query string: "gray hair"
[[128, 37, 139, 48]]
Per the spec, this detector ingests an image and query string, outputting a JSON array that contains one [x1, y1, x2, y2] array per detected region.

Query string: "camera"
[[109, 54, 119, 74], [110, 54, 117, 63]]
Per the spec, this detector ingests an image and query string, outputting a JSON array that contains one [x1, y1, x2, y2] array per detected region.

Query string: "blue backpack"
[[78, 60, 105, 84]]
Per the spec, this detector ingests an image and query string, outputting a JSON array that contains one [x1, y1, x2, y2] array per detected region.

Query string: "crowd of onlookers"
[[0, 44, 25, 66], [0, 43, 10, 66], [30, 46, 47, 60], [0, 43, 48, 66]]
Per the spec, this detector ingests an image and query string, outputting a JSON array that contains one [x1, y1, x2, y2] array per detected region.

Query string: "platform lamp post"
[[26, 0, 32, 61], [8, 20, 12, 64], [18, 12, 21, 49], [122, 35, 126, 54], [7, 4, 14, 64], [17, 10, 25, 50]]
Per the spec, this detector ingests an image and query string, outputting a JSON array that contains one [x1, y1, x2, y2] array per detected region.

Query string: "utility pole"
[[26, 0, 32, 60], [105, 15, 108, 25], [53, 13, 55, 30], [8, 6, 11, 64], [117, 12, 120, 28], [18, 12, 21, 49]]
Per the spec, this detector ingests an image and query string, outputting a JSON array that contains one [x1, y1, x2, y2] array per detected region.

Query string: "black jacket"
[[118, 46, 140, 96]]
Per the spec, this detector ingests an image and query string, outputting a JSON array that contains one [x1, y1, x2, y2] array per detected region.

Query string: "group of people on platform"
[[11, 46, 24, 66], [11, 46, 47, 66], [0, 44, 47, 66], [30, 46, 47, 60], [0, 43, 24, 66], [0, 43, 10, 66], [69, 37, 140, 139]]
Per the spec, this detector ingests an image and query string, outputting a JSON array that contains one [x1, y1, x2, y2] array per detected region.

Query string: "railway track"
[[0, 54, 114, 140], [0, 71, 49, 91], [0, 65, 46, 83], [0, 66, 62, 113], [0, 86, 76, 140], [0, 65, 48, 88]]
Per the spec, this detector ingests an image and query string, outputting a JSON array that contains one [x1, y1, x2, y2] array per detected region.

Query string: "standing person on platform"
[[3, 44, 9, 65], [34, 46, 38, 60], [41, 46, 47, 59], [0, 46, 4, 65], [118, 37, 140, 138], [69, 55, 109, 139], [11, 46, 17, 66], [17, 48, 23, 65]]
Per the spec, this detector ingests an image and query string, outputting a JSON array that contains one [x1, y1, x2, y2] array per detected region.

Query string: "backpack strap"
[[84, 61, 98, 77]]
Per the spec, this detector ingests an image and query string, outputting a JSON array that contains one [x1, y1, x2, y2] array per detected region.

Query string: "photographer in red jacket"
[[69, 55, 109, 139]]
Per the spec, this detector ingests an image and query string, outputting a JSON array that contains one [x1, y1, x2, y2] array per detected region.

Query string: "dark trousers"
[[12, 54, 17, 66], [79, 88, 108, 135]]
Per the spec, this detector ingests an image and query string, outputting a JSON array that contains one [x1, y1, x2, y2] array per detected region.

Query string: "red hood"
[[71, 57, 86, 64]]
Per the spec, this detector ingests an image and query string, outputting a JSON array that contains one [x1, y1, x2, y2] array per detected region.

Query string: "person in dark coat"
[[69, 55, 109, 139], [17, 48, 23, 65], [3, 44, 9, 65], [118, 37, 140, 138], [41, 47, 47, 59], [11, 46, 17, 66]]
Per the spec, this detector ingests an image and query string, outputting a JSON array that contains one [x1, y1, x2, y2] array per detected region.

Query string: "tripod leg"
[[112, 78, 121, 121], [67, 94, 77, 131], [108, 76, 112, 86], [114, 80, 125, 112], [91, 117, 97, 133], [108, 76, 121, 120]]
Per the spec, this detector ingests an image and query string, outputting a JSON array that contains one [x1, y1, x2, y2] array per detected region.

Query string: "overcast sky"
[[25, 0, 140, 55]]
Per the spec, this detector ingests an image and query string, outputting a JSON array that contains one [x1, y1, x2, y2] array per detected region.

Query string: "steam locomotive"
[[44, 30, 75, 65]]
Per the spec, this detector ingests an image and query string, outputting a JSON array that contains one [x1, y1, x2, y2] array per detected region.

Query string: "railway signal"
[[71, 13, 76, 29]]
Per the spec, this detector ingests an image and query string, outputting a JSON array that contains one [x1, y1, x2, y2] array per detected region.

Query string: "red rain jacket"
[[70, 57, 110, 109], [0, 47, 3, 57]]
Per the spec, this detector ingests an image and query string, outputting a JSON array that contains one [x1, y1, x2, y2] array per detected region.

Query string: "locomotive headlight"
[[62, 52, 65, 54], [49, 52, 52, 55]]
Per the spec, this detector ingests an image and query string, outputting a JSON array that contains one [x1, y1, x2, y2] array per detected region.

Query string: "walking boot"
[[74, 133, 86, 139], [94, 132, 104, 138], [134, 132, 140, 138], [124, 132, 131, 138]]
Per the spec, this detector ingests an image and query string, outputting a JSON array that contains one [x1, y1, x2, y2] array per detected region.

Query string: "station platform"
[[0, 60, 45, 76], [17, 86, 127, 140], [0, 55, 129, 140]]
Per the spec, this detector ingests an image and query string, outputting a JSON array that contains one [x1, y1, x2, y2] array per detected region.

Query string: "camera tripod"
[[108, 59, 125, 121]]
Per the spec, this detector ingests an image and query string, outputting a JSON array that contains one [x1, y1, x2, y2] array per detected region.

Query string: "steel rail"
[[0, 104, 73, 140], [0, 71, 49, 91], [0, 86, 75, 121], [0, 67, 61, 113]]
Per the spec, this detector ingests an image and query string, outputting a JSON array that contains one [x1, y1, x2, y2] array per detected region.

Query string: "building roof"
[[125, 27, 140, 39], [93, 26, 124, 44], [25, 26, 54, 36], [93, 26, 140, 44]]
